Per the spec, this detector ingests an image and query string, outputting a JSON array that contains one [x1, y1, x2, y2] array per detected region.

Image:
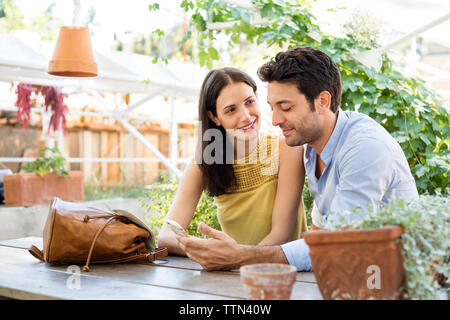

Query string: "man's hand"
[[176, 222, 244, 271]]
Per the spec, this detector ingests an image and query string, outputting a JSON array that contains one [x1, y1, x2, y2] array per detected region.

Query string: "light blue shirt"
[[281, 110, 419, 271]]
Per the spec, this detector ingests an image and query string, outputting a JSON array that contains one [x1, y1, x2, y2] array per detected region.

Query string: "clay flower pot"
[[3, 171, 84, 207], [48, 26, 97, 77], [303, 225, 405, 300], [240, 263, 297, 300]]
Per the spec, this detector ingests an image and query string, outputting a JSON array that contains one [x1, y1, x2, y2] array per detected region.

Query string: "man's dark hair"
[[257, 46, 342, 113]]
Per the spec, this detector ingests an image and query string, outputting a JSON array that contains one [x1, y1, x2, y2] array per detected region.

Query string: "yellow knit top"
[[214, 133, 308, 245]]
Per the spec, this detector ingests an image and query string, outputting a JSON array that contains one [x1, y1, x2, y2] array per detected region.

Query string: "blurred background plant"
[[0, 0, 63, 39], [21, 146, 69, 177], [139, 175, 221, 241]]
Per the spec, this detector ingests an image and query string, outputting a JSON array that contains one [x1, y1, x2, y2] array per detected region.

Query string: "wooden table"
[[0, 237, 322, 300]]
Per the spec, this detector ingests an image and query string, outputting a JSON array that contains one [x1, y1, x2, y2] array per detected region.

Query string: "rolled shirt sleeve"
[[280, 239, 312, 271]]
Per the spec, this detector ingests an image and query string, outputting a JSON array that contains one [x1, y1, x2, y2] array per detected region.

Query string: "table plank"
[[0, 237, 317, 283], [0, 261, 229, 300], [154, 256, 317, 283], [0, 246, 322, 300], [0, 237, 42, 249]]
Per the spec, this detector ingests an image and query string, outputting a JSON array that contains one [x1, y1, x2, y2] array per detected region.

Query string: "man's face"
[[267, 81, 322, 147]]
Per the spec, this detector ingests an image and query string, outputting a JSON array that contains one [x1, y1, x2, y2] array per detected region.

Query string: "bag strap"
[[82, 215, 168, 271], [146, 247, 168, 262], [83, 215, 120, 271], [28, 244, 168, 265], [102, 247, 168, 265], [28, 245, 44, 261]]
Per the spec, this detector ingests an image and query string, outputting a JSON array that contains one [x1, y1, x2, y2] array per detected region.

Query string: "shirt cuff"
[[280, 239, 312, 272]]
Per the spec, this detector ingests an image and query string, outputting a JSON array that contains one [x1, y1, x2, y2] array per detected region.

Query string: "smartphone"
[[166, 219, 188, 237]]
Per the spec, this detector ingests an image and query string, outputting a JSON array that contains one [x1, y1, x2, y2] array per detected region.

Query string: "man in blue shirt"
[[178, 46, 418, 271]]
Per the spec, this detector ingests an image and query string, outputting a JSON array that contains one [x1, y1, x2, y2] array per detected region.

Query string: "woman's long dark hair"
[[197, 67, 257, 197]]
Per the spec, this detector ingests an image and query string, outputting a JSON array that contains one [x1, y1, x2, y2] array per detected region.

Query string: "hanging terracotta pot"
[[48, 26, 97, 77]]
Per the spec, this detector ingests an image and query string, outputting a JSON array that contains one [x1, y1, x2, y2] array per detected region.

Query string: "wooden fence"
[[0, 118, 195, 186]]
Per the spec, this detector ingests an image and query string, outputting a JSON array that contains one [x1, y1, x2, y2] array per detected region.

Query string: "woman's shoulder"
[[181, 160, 205, 187], [277, 136, 304, 164]]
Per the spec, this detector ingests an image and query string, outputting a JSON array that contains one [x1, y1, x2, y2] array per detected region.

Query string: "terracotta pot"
[[3, 171, 84, 207], [179, 123, 194, 130], [48, 26, 97, 77], [240, 263, 297, 300], [303, 225, 405, 300]]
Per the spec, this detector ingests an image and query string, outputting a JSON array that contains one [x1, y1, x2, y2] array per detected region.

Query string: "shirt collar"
[[305, 109, 347, 167], [319, 109, 347, 166]]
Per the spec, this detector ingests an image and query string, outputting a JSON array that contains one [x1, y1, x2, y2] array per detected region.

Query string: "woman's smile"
[[238, 118, 257, 133]]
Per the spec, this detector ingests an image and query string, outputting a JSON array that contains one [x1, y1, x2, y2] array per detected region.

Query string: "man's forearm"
[[237, 245, 288, 268]]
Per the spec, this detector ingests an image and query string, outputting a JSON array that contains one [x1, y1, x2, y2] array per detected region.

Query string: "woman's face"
[[208, 82, 261, 141]]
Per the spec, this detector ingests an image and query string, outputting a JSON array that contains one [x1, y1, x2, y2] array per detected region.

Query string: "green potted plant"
[[3, 147, 84, 206], [304, 195, 449, 300]]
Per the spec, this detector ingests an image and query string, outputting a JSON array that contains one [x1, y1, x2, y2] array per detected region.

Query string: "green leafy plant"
[[302, 177, 313, 228], [326, 195, 450, 300], [21, 146, 69, 178], [151, 0, 449, 196], [140, 175, 221, 241]]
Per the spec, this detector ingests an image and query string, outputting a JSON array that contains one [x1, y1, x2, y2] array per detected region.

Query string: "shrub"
[[140, 176, 221, 241]]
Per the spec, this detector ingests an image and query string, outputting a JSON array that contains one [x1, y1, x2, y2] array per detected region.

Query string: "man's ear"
[[207, 111, 221, 127], [315, 91, 332, 114]]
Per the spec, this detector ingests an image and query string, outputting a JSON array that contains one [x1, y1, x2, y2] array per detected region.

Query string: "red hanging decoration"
[[40, 86, 68, 132], [14, 83, 34, 130], [13, 82, 68, 132]]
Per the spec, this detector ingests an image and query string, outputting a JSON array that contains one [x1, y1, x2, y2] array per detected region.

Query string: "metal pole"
[[0, 105, 164, 122], [72, 0, 82, 26], [379, 12, 450, 54], [122, 88, 167, 115], [89, 90, 182, 178], [0, 157, 192, 164], [114, 114, 182, 178], [169, 97, 178, 180], [57, 117, 65, 156]]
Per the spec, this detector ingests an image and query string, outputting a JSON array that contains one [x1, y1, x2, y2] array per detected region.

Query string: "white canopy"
[[0, 33, 208, 101]]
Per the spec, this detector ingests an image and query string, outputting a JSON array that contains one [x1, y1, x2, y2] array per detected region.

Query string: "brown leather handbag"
[[28, 197, 167, 271]]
